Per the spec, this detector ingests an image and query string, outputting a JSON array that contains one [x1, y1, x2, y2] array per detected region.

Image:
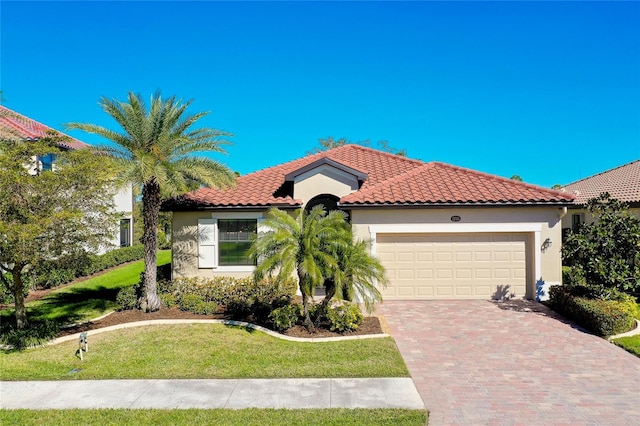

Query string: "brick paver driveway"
[[377, 300, 640, 425]]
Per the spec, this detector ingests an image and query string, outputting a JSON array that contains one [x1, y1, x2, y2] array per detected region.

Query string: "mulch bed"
[[57, 307, 384, 339]]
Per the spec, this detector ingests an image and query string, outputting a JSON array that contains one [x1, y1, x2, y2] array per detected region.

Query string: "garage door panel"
[[378, 233, 528, 300], [417, 269, 433, 279], [416, 252, 433, 262], [456, 251, 472, 261], [455, 268, 472, 279]]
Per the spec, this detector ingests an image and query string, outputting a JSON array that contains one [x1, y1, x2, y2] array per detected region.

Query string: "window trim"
[[197, 213, 263, 270]]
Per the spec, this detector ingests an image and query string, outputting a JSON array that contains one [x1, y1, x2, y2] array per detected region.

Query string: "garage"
[[376, 233, 530, 300]]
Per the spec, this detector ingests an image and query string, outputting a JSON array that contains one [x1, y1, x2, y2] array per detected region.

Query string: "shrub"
[[562, 193, 640, 293], [115, 286, 138, 311], [0, 319, 59, 350], [548, 285, 637, 337], [562, 266, 585, 287], [171, 276, 297, 319], [326, 301, 364, 332], [226, 299, 253, 320], [269, 304, 301, 331], [159, 292, 176, 308], [27, 245, 146, 289], [178, 293, 205, 312]]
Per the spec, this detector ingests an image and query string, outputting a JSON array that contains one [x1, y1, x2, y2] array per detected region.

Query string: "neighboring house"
[[164, 144, 574, 301], [0, 105, 134, 251], [560, 160, 640, 235]]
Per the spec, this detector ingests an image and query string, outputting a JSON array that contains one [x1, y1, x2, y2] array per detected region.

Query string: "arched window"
[[305, 194, 350, 223]]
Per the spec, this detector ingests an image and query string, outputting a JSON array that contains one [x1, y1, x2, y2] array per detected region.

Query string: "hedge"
[[118, 275, 298, 323], [26, 244, 146, 289], [548, 284, 637, 337]]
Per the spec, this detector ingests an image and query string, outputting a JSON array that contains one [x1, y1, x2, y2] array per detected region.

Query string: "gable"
[[290, 162, 362, 207]]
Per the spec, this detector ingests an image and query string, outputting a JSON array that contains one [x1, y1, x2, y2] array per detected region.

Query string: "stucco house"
[[164, 144, 574, 301], [0, 105, 134, 251], [560, 160, 640, 235]]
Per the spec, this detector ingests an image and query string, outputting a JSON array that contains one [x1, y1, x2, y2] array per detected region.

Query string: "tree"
[[251, 206, 350, 328], [551, 184, 562, 190], [308, 136, 407, 156], [321, 238, 388, 315], [0, 138, 118, 329], [562, 193, 640, 293], [510, 174, 523, 181], [67, 92, 236, 312]]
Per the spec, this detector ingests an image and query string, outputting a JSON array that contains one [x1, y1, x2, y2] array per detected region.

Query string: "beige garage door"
[[377, 233, 529, 300]]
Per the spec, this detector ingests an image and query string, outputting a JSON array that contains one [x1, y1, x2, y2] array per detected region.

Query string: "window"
[[572, 214, 584, 233], [198, 218, 258, 268], [39, 153, 56, 171], [218, 219, 257, 265], [120, 219, 131, 247]]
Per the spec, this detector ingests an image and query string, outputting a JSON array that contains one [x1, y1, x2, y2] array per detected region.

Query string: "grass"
[[0, 324, 409, 380], [0, 408, 428, 425], [0, 251, 171, 326], [613, 334, 640, 357]]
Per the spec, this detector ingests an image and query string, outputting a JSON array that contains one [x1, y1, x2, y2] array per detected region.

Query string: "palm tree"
[[251, 206, 350, 328], [321, 238, 388, 315], [67, 92, 235, 312]]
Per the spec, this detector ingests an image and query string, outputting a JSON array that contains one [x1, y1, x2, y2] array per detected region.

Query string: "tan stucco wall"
[[172, 210, 267, 280], [350, 206, 565, 293], [293, 166, 358, 209], [561, 207, 640, 231], [172, 204, 565, 300]]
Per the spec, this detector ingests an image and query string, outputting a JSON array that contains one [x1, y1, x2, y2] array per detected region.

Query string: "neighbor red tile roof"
[[165, 144, 574, 210], [562, 160, 640, 205], [0, 105, 88, 150]]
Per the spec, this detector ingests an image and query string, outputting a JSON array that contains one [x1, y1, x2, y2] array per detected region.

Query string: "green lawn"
[[613, 334, 640, 357], [0, 408, 428, 425], [1, 251, 171, 326], [0, 323, 408, 380]]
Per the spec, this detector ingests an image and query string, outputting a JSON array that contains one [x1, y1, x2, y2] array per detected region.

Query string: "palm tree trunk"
[[11, 264, 27, 329], [298, 268, 314, 330], [140, 178, 161, 312], [320, 278, 336, 312]]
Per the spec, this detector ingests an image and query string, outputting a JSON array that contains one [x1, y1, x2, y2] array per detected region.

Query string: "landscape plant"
[[325, 301, 364, 332], [250, 206, 351, 328], [562, 193, 640, 293], [0, 137, 118, 329], [322, 238, 388, 315], [67, 92, 236, 312]]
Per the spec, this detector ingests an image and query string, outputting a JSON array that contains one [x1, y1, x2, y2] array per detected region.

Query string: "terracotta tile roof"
[[0, 105, 88, 150], [165, 144, 574, 210], [562, 160, 640, 205], [341, 161, 574, 206]]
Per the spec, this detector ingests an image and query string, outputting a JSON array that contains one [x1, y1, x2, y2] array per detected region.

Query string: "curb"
[[608, 319, 640, 341], [48, 319, 391, 346]]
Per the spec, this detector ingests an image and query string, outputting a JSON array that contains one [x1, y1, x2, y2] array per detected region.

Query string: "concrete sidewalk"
[[0, 378, 425, 410]]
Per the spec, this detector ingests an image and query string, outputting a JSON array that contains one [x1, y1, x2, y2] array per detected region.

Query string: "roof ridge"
[[237, 149, 327, 178], [430, 161, 572, 197], [352, 161, 435, 193], [341, 143, 426, 165], [563, 159, 640, 188]]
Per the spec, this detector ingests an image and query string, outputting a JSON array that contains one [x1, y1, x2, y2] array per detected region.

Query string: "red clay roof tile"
[[0, 105, 88, 150], [166, 144, 574, 209], [562, 160, 640, 205]]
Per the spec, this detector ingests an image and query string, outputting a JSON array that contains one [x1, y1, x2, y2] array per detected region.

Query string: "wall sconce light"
[[541, 238, 552, 252]]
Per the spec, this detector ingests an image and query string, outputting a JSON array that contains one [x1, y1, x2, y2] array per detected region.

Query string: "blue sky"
[[2, 1, 638, 187]]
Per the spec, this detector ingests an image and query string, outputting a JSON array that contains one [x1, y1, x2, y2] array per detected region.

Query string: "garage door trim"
[[369, 223, 542, 287]]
